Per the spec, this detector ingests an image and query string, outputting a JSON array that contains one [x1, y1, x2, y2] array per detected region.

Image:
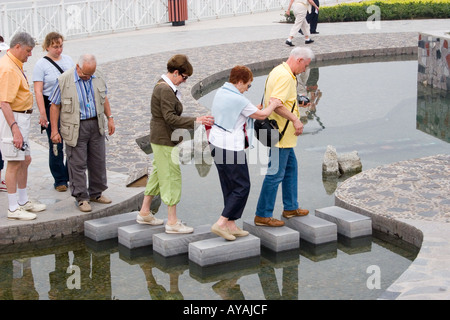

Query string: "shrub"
[[283, 0, 450, 23], [318, 0, 450, 22]]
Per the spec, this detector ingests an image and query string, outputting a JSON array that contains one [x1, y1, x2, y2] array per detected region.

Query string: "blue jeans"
[[256, 147, 298, 218]]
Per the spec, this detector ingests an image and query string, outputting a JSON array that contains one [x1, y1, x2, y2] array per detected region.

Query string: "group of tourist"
[[0, 29, 314, 240], [0, 31, 114, 220]]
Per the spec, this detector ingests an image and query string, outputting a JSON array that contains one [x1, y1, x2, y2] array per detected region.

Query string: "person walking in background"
[[0, 32, 46, 221], [209, 65, 282, 241], [49, 54, 115, 212], [254, 47, 314, 227], [138, 54, 213, 234], [307, 0, 320, 34], [33, 32, 74, 192], [285, 0, 319, 46]]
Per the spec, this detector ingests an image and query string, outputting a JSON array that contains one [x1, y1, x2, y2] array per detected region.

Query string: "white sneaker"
[[19, 200, 46, 213], [8, 207, 37, 221], [165, 220, 194, 234], [136, 212, 164, 225]]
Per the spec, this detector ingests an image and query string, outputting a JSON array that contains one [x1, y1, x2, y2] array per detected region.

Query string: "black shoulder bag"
[[43, 56, 64, 74], [40, 56, 65, 133], [254, 77, 296, 147]]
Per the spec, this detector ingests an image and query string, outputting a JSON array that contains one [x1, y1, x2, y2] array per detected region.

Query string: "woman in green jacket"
[[137, 54, 214, 234]]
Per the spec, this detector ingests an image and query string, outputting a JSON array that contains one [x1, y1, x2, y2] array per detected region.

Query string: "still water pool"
[[1, 56, 448, 300]]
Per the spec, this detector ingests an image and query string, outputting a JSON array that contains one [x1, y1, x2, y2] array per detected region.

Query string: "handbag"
[[254, 76, 296, 147]]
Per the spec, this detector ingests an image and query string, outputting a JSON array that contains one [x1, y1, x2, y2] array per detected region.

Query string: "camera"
[[20, 142, 29, 151], [297, 95, 310, 106]]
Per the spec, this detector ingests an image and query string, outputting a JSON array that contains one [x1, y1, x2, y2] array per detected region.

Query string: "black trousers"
[[211, 145, 250, 221], [307, 0, 319, 33]]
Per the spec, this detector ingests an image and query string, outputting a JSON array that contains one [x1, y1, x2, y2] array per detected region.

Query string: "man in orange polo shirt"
[[0, 32, 46, 221]]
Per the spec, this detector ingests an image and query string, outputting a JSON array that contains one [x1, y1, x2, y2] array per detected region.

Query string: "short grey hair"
[[78, 54, 97, 68], [290, 47, 315, 61], [9, 32, 35, 48]]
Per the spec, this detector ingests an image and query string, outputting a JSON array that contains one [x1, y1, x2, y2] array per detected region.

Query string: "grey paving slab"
[[84, 211, 138, 242], [189, 234, 260, 267], [152, 224, 217, 257], [243, 219, 299, 252], [315, 206, 372, 238], [118, 222, 166, 249], [281, 214, 337, 244]]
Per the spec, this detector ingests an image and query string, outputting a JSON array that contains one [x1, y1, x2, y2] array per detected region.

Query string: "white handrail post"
[[1, 4, 9, 43], [32, 0, 38, 40], [111, 0, 115, 32], [61, 0, 66, 37]]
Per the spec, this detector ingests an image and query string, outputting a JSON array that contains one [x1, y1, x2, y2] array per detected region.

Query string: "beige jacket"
[[57, 68, 107, 147]]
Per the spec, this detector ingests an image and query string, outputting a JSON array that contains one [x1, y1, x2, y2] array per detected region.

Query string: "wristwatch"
[[108, 115, 114, 119]]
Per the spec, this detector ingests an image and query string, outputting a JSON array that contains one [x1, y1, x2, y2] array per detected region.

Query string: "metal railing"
[[0, 0, 358, 43]]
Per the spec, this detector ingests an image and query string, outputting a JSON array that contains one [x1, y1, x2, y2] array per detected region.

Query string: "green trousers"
[[144, 143, 181, 206]]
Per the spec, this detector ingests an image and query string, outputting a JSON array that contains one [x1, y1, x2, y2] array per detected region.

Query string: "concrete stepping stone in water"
[[281, 214, 337, 245], [84, 211, 138, 241], [118, 222, 166, 249], [153, 224, 217, 257], [315, 206, 372, 238], [243, 220, 299, 252], [189, 234, 260, 267]]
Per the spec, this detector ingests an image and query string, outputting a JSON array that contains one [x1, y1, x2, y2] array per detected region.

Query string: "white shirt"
[[209, 102, 258, 151], [161, 74, 181, 99], [32, 54, 75, 96]]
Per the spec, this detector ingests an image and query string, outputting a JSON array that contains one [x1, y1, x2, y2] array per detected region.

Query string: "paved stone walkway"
[[335, 154, 450, 299], [0, 11, 448, 299]]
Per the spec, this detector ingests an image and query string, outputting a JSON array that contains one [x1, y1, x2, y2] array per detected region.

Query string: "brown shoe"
[[90, 195, 112, 204], [55, 185, 68, 192], [254, 216, 285, 227], [78, 200, 92, 212], [282, 208, 309, 218]]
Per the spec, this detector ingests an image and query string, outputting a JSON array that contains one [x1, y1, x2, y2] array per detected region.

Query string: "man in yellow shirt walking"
[[255, 47, 314, 227], [0, 32, 46, 220]]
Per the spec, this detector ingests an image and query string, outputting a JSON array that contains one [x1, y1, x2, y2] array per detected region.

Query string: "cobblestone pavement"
[[0, 11, 449, 299]]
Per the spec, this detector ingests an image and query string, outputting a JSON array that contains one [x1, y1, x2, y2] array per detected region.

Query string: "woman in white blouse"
[[33, 32, 74, 192]]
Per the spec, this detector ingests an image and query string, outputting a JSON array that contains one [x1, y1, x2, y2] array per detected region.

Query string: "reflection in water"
[[0, 231, 417, 300], [416, 84, 450, 143], [298, 67, 325, 133]]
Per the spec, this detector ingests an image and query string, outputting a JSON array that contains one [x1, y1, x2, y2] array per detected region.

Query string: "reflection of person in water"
[[258, 264, 298, 300], [305, 67, 323, 128], [0, 259, 39, 299], [140, 262, 184, 300], [297, 67, 323, 129]]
